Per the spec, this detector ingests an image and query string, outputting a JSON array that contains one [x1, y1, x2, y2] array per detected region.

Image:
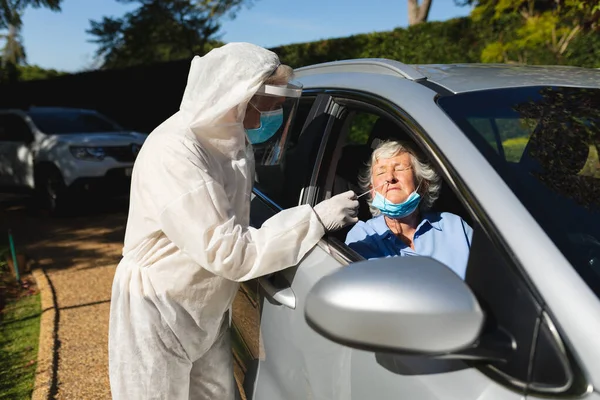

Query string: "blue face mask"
[[245, 108, 283, 145], [372, 189, 421, 219]]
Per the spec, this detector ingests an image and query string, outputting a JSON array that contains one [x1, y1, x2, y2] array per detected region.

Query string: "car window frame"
[[437, 87, 600, 300], [308, 90, 484, 263]]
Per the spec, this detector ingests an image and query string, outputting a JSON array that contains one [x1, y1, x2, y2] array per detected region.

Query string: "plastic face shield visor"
[[247, 81, 302, 167]]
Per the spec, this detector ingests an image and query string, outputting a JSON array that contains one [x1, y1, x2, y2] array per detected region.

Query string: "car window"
[[253, 97, 318, 209], [0, 114, 33, 142], [439, 86, 600, 299], [27, 111, 122, 134], [325, 105, 472, 245]]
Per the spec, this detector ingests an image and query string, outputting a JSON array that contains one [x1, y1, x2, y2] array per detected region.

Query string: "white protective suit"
[[108, 42, 357, 400]]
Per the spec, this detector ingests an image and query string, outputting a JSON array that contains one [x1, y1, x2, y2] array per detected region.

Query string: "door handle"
[[258, 275, 296, 309]]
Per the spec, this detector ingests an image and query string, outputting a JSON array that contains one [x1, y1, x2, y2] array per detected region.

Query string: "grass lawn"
[[0, 269, 41, 400]]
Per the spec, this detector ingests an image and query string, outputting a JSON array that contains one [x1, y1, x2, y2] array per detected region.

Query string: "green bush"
[[271, 16, 599, 69], [3, 14, 599, 83], [564, 33, 600, 68], [272, 18, 488, 68]]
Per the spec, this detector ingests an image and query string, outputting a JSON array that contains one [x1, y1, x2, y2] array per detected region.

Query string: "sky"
[[20, 0, 473, 73]]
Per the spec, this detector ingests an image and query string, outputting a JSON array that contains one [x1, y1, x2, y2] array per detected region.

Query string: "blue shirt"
[[345, 212, 473, 279]]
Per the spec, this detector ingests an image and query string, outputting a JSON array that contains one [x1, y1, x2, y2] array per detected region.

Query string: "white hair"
[[264, 64, 294, 85], [358, 140, 441, 217]]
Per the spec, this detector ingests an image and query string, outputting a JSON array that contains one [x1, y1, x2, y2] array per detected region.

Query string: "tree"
[[408, 0, 433, 25], [0, 22, 25, 82], [455, 0, 599, 63], [196, 0, 253, 19], [87, 0, 252, 69], [18, 64, 67, 80], [0, 0, 61, 29], [0, 0, 62, 83]]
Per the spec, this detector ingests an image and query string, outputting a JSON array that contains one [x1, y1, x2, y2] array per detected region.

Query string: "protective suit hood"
[[179, 42, 280, 133]]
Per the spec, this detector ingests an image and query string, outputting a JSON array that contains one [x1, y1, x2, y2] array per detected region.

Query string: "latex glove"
[[313, 190, 359, 232]]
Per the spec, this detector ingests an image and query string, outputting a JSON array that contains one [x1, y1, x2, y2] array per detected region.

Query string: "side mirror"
[[305, 257, 484, 355]]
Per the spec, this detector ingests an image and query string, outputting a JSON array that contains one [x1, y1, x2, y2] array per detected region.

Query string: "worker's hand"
[[313, 190, 359, 232]]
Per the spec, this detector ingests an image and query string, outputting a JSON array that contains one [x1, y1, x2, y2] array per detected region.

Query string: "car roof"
[[294, 59, 600, 94]]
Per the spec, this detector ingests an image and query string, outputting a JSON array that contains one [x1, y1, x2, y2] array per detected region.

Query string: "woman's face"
[[371, 152, 417, 204]]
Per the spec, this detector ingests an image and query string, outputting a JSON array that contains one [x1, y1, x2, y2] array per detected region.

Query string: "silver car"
[[231, 60, 600, 400]]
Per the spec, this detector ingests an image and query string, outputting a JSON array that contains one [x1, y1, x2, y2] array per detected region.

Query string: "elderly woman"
[[345, 140, 473, 278]]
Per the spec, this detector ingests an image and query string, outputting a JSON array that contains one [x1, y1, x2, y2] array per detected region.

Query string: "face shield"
[[245, 81, 302, 167]]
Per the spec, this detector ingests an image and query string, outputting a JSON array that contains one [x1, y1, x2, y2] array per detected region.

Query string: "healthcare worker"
[[108, 42, 359, 400]]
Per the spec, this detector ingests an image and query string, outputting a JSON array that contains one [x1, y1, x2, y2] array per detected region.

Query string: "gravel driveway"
[[1, 195, 125, 399], [1, 194, 249, 399]]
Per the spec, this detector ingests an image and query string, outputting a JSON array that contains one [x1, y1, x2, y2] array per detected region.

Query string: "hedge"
[[270, 16, 599, 69]]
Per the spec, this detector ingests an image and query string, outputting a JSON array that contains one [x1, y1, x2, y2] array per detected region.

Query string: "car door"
[[246, 96, 384, 400], [233, 93, 352, 400], [249, 90, 590, 399], [0, 113, 35, 189]]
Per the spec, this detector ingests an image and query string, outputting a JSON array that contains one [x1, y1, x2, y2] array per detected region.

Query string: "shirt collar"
[[371, 215, 391, 236], [420, 212, 443, 231], [371, 212, 443, 235]]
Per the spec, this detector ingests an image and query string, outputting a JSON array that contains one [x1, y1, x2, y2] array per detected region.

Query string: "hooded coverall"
[[108, 42, 356, 399]]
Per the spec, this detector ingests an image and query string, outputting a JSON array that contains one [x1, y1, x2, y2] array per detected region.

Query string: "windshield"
[[438, 86, 600, 299], [28, 111, 123, 134]]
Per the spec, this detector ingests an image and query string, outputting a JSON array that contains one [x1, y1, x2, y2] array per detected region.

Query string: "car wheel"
[[35, 168, 67, 216]]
